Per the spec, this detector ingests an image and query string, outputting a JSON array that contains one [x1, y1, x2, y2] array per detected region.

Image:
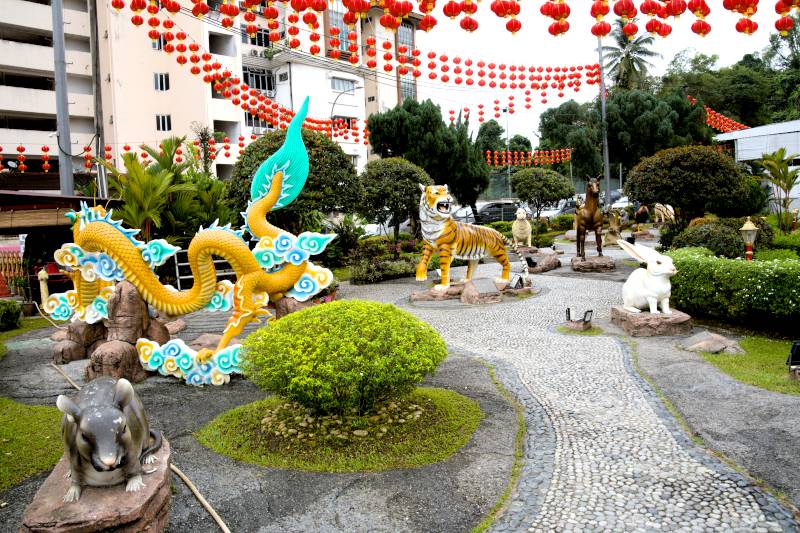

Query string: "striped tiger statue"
[[415, 184, 511, 291]]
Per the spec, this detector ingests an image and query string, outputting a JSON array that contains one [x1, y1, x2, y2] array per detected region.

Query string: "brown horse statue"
[[575, 177, 603, 260]]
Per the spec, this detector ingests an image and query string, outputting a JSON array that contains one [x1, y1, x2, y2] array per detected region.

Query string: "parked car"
[[452, 205, 477, 224], [477, 200, 528, 223], [539, 198, 578, 220], [362, 216, 412, 237], [611, 196, 633, 210]]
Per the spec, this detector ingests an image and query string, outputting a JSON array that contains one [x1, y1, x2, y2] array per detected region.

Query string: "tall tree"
[[509, 134, 532, 153], [764, 12, 800, 70], [538, 100, 602, 179], [446, 118, 490, 219], [602, 19, 662, 90], [511, 168, 575, 239], [475, 119, 506, 155]]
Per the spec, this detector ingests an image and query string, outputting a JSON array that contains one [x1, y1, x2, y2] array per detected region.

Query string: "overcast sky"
[[414, 8, 776, 142]]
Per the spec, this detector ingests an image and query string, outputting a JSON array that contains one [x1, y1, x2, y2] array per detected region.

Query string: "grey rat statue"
[[56, 377, 162, 503]]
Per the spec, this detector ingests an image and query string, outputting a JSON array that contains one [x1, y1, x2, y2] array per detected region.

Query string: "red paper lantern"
[[691, 19, 711, 35]]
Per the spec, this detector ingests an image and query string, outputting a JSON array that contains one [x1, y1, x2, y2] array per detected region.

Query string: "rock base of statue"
[[611, 306, 692, 337], [564, 230, 577, 241], [527, 254, 561, 274], [563, 319, 592, 331], [51, 282, 173, 383], [21, 439, 172, 533], [410, 278, 531, 304], [632, 230, 655, 240], [570, 255, 616, 272], [514, 246, 539, 256]]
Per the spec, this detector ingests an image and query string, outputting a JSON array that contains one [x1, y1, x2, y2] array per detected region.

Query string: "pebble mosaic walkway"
[[342, 263, 799, 533]]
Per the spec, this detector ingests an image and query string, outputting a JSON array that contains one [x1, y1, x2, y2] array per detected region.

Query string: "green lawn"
[[196, 387, 482, 472], [702, 337, 800, 396], [0, 316, 64, 492]]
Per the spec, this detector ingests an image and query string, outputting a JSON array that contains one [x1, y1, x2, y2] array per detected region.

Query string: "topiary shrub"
[[672, 223, 742, 258], [533, 234, 555, 248], [0, 300, 22, 331], [350, 258, 417, 284], [550, 214, 574, 232], [486, 221, 512, 234], [242, 300, 448, 414], [755, 248, 799, 261], [717, 216, 773, 251]]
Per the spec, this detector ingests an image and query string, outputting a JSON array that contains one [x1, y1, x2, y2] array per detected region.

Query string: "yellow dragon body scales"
[[44, 98, 335, 385]]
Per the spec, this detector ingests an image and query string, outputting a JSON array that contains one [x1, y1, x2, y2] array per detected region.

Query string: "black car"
[[477, 201, 524, 223]]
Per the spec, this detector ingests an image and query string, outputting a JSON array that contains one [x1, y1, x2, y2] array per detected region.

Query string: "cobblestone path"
[[341, 264, 799, 533]]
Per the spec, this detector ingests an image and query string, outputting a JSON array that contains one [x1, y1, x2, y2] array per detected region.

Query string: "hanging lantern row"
[[486, 149, 572, 167], [117, 0, 800, 40], [16, 145, 27, 173], [687, 95, 749, 132]]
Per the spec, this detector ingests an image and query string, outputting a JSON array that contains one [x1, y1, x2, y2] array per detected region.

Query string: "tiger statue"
[[415, 184, 511, 291]]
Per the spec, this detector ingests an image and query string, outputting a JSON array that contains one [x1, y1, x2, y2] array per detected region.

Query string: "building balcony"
[[0, 85, 93, 118], [0, 40, 92, 78], [0, 0, 91, 39]]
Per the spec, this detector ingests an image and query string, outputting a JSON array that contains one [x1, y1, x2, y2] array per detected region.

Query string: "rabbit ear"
[[618, 240, 647, 263], [633, 243, 663, 261]]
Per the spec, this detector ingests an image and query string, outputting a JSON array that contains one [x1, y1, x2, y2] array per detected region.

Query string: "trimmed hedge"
[[755, 249, 799, 261], [0, 300, 21, 332], [351, 258, 417, 285], [717, 217, 773, 251], [672, 223, 742, 258], [667, 247, 800, 328], [242, 300, 447, 414], [549, 214, 574, 232], [772, 232, 800, 254]]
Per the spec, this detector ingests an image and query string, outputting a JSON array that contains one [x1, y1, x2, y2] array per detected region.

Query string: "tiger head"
[[419, 184, 453, 221]]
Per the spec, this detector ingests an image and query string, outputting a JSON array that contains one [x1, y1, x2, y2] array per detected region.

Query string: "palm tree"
[[602, 19, 662, 90], [760, 148, 799, 233]]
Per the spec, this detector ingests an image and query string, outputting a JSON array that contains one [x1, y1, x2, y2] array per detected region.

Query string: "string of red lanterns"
[[486, 149, 572, 167], [687, 95, 749, 132]]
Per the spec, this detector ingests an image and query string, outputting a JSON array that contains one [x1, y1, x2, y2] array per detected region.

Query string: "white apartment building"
[[1, 0, 419, 188]]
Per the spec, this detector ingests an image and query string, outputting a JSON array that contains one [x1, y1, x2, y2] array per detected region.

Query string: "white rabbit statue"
[[617, 240, 678, 314]]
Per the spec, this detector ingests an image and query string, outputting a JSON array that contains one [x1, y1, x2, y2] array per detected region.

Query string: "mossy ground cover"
[[556, 325, 604, 336], [196, 387, 482, 472], [1, 316, 64, 492], [702, 337, 800, 396]]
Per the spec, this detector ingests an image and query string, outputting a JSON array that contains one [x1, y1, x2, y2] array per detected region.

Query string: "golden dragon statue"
[[43, 98, 335, 385]]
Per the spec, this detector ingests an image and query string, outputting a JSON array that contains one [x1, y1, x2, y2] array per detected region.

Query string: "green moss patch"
[[556, 325, 604, 336], [196, 387, 482, 472], [0, 397, 62, 492], [702, 337, 800, 396]]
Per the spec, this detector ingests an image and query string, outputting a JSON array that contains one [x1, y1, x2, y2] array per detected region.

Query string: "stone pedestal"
[[514, 246, 539, 256], [570, 255, 615, 272], [611, 306, 692, 337], [528, 255, 561, 274], [461, 279, 502, 305], [21, 439, 172, 533], [410, 283, 465, 302], [86, 340, 149, 383], [632, 230, 654, 240]]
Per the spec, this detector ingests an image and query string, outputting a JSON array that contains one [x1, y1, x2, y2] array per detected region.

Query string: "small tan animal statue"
[[511, 208, 532, 247], [416, 184, 511, 290], [617, 240, 678, 314], [653, 203, 675, 225], [56, 377, 162, 503]]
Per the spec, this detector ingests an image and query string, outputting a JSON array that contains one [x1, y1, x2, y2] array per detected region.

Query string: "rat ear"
[[418, 183, 427, 192], [57, 395, 81, 423], [113, 378, 134, 409]]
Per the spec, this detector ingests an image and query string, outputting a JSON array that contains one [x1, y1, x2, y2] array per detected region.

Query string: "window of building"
[[400, 77, 416, 102], [350, 155, 358, 167], [153, 73, 170, 91], [156, 114, 172, 131], [151, 34, 164, 51], [243, 66, 274, 92], [240, 25, 271, 47], [278, 72, 289, 82], [245, 111, 270, 129], [327, 0, 350, 54], [396, 21, 416, 102], [331, 77, 356, 93]]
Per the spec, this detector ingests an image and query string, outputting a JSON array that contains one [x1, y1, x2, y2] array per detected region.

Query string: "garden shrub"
[[242, 300, 448, 414], [755, 249, 799, 261], [687, 215, 719, 228], [667, 247, 800, 329], [0, 300, 21, 331], [486, 221, 512, 234], [772, 232, 800, 254], [672, 223, 742, 258], [533, 234, 555, 248], [550, 214, 574, 232], [350, 258, 417, 284], [717, 217, 773, 251]]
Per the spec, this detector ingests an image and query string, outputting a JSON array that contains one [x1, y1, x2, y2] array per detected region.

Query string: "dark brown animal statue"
[[575, 177, 604, 260]]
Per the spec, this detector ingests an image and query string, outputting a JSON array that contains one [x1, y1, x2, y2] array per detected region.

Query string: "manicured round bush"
[[242, 300, 448, 414], [717, 216, 773, 251], [672, 223, 742, 258], [754, 248, 799, 261], [550, 214, 574, 231]]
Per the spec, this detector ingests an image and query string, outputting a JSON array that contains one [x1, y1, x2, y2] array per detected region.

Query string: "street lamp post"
[[330, 85, 363, 137], [739, 216, 759, 261], [503, 107, 511, 199]]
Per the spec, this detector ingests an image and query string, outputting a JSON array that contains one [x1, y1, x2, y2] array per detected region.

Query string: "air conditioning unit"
[[250, 49, 259, 57]]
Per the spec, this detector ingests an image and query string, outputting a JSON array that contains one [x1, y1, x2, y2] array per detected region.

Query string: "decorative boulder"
[[144, 319, 170, 346], [21, 439, 172, 533], [164, 318, 186, 336], [528, 254, 561, 274], [50, 329, 68, 342], [188, 333, 241, 352], [274, 296, 316, 319], [611, 306, 692, 337], [680, 331, 744, 354], [570, 255, 616, 272], [460, 280, 502, 305], [52, 340, 86, 364], [86, 340, 149, 383], [66, 321, 106, 348], [410, 283, 465, 302], [104, 281, 149, 344]]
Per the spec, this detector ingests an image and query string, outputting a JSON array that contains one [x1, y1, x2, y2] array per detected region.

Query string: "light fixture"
[[739, 216, 759, 261], [565, 308, 593, 331]]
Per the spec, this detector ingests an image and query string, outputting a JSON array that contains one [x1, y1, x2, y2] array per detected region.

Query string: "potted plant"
[[14, 275, 36, 317]]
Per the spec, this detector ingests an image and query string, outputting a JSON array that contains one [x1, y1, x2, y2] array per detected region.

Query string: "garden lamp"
[[787, 341, 800, 369], [739, 217, 759, 261]]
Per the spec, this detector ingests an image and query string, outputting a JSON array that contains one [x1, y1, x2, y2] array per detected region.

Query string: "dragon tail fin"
[[249, 97, 310, 211]]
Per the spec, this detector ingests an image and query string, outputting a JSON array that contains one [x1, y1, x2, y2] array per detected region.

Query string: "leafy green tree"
[[360, 157, 433, 241], [446, 119, 490, 221], [764, 12, 800, 70], [225, 128, 362, 235], [509, 134, 532, 153], [625, 146, 749, 224], [602, 19, 661, 90], [475, 119, 506, 155], [511, 168, 575, 239], [538, 100, 602, 180], [605, 90, 711, 172], [760, 148, 800, 233]]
